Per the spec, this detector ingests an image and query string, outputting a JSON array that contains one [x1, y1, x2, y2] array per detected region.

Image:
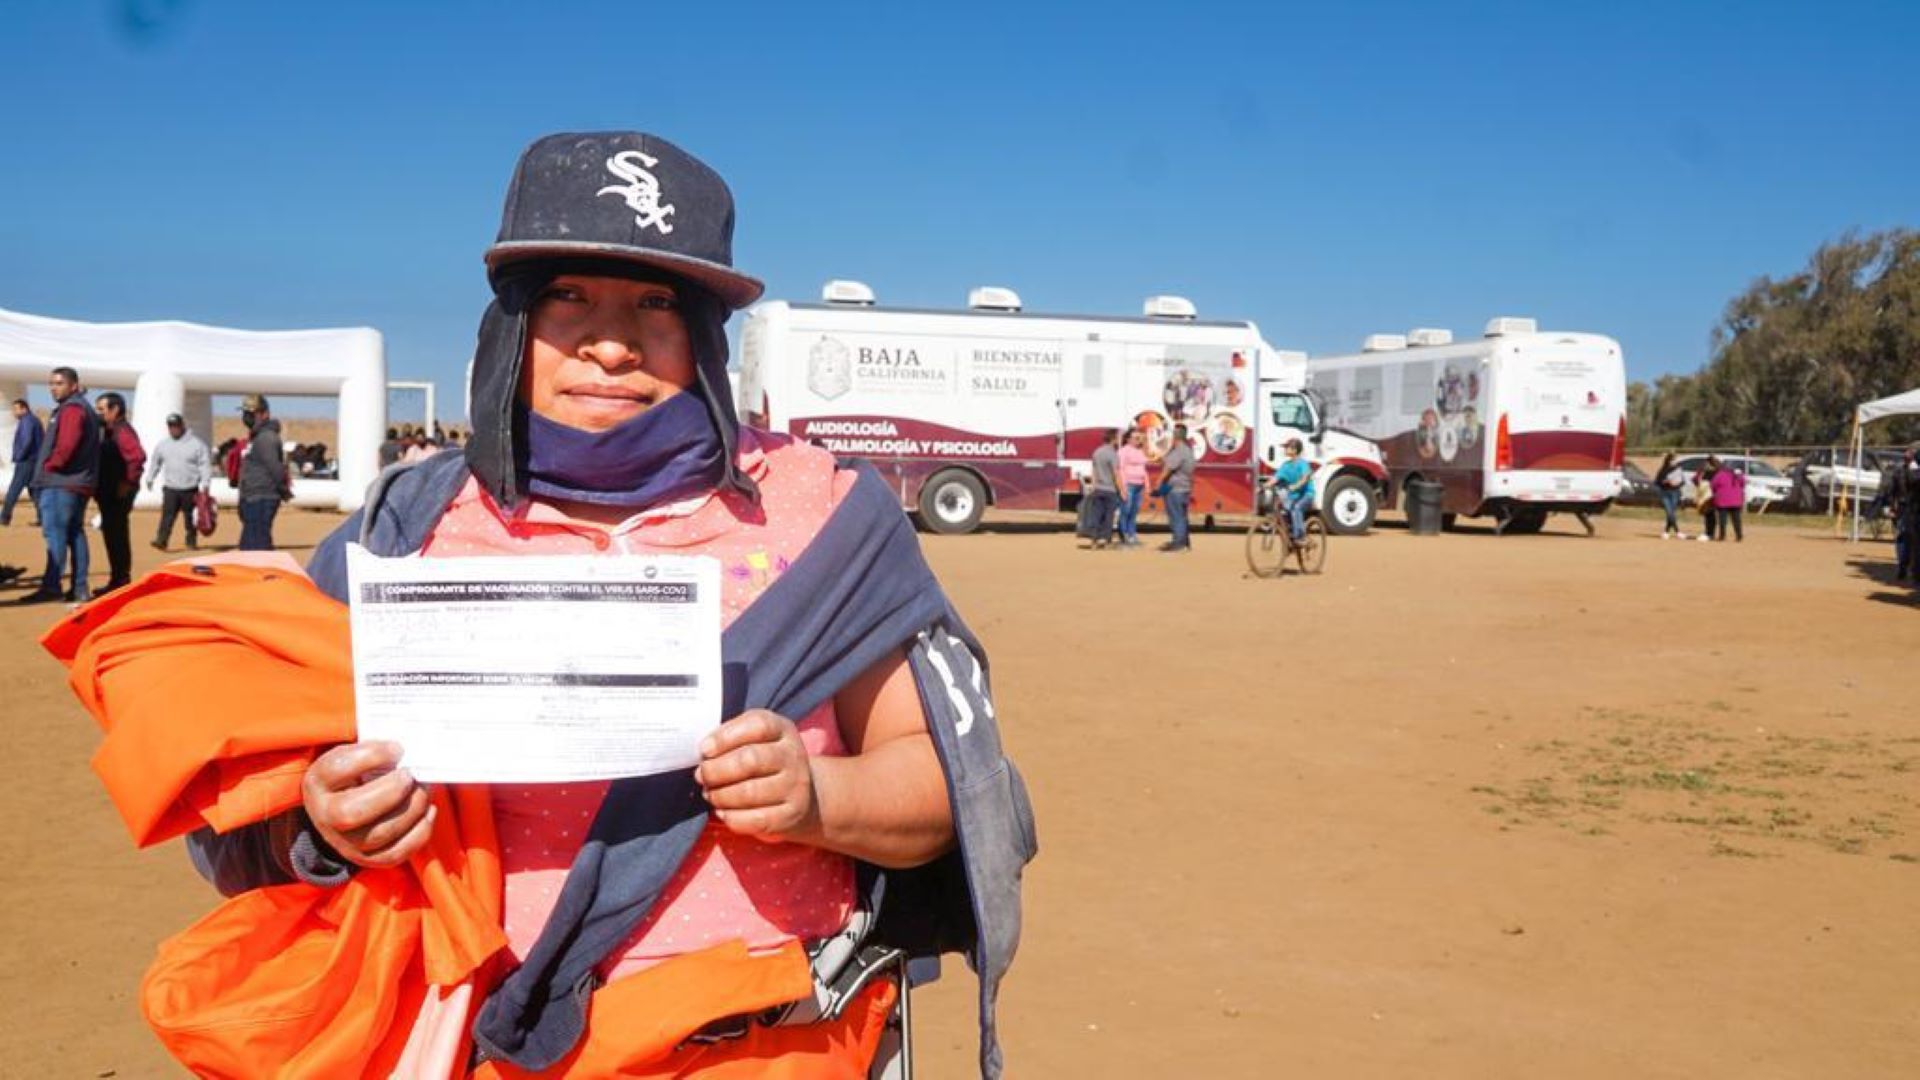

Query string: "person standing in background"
[[377, 427, 404, 469], [1116, 427, 1148, 548], [92, 392, 147, 593], [236, 393, 290, 551], [401, 430, 434, 464], [1157, 423, 1195, 552], [1653, 452, 1685, 539], [1085, 428, 1122, 550], [1708, 455, 1746, 542], [145, 412, 212, 551], [1891, 446, 1917, 580], [18, 367, 99, 604], [1693, 458, 1719, 542], [2, 398, 43, 527]]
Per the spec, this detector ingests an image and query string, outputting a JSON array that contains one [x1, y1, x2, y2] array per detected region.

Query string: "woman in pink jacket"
[[1707, 454, 1747, 542]]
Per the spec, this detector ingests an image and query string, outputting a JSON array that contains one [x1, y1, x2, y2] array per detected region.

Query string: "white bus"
[[737, 282, 1387, 534], [1306, 318, 1626, 534]]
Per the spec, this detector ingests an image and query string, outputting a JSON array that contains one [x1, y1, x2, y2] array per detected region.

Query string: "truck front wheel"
[[918, 470, 987, 534], [1322, 474, 1377, 535]]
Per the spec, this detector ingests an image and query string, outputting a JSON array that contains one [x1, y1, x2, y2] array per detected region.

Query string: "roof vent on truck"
[[1143, 295, 1198, 320], [1362, 333, 1407, 352], [1483, 316, 1537, 337], [967, 286, 1023, 312], [1406, 328, 1453, 346], [821, 280, 877, 306]]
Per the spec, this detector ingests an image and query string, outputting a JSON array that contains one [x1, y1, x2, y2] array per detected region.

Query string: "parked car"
[[1615, 461, 1661, 506], [1670, 454, 1794, 510], [1790, 447, 1899, 504]]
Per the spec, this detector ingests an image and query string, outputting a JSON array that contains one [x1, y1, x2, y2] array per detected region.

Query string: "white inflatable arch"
[[0, 306, 385, 512]]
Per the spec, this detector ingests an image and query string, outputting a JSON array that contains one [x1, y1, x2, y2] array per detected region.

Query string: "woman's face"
[[521, 274, 698, 432]]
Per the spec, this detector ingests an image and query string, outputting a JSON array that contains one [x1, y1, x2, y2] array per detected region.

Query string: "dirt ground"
[[1, 504, 1914, 1078]]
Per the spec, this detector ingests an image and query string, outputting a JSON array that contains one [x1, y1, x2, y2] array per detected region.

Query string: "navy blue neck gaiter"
[[521, 390, 729, 509]]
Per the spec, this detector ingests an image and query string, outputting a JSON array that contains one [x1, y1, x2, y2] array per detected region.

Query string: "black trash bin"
[[1405, 480, 1444, 535]]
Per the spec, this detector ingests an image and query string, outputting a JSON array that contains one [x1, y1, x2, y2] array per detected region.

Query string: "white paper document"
[[345, 544, 722, 783]]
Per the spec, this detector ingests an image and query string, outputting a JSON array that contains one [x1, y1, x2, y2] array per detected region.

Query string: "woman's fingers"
[[692, 710, 821, 841], [323, 765, 419, 833], [701, 773, 790, 812], [695, 740, 783, 789], [306, 741, 402, 795], [356, 805, 438, 869], [300, 741, 436, 869], [343, 782, 433, 854], [697, 710, 786, 759]]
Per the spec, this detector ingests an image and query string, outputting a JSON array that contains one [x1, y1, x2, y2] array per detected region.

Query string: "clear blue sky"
[[3, 0, 1916, 419]]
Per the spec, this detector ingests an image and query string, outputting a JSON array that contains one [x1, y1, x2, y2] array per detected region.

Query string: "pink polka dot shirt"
[[417, 428, 858, 981]]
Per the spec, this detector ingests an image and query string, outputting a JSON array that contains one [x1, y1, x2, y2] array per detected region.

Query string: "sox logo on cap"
[[596, 150, 676, 235]]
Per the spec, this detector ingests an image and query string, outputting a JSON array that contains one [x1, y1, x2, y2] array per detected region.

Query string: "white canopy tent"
[[0, 306, 385, 511], [1847, 386, 1920, 540]]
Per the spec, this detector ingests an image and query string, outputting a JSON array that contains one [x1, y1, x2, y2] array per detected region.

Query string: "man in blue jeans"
[[18, 367, 100, 604], [2, 398, 43, 527], [236, 393, 291, 551], [1158, 423, 1195, 552]]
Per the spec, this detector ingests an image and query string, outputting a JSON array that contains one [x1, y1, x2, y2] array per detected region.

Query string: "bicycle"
[[1246, 484, 1327, 578]]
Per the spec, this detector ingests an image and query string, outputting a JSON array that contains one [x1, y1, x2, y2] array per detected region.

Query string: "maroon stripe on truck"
[[1509, 430, 1613, 471]]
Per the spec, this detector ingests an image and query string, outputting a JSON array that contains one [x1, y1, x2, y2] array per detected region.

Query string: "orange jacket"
[[44, 560, 889, 1078]]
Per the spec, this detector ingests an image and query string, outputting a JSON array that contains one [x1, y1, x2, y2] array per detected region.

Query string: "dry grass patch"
[[1473, 707, 1920, 860]]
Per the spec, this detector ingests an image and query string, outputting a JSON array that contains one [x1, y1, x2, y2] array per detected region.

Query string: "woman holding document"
[[53, 133, 1033, 1079]]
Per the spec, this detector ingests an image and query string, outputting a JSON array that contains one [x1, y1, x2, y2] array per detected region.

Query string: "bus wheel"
[[1323, 475, 1377, 535], [918, 470, 986, 535], [1441, 512, 1458, 531]]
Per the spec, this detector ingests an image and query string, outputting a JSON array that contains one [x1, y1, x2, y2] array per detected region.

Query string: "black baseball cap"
[[483, 132, 764, 310], [166, 413, 184, 425]]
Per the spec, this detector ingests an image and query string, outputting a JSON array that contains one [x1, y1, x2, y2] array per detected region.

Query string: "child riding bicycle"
[[1275, 438, 1315, 540]]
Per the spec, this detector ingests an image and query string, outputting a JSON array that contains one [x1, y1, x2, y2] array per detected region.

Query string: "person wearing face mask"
[[63, 133, 1032, 1079], [235, 393, 292, 551]]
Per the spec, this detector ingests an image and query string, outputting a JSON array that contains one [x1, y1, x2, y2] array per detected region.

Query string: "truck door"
[[1061, 339, 1126, 468], [1260, 386, 1317, 470]]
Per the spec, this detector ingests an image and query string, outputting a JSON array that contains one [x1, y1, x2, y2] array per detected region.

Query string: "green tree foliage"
[[1630, 229, 1920, 447]]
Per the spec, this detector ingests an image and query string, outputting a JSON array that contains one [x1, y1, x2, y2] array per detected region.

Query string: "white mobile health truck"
[[1305, 318, 1627, 534], [737, 282, 1389, 534]]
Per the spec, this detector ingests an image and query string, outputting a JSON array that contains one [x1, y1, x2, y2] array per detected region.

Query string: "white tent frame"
[[1846, 386, 1920, 540], [0, 306, 386, 512]]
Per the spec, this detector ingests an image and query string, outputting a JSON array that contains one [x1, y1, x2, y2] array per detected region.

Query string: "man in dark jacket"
[[1892, 446, 1918, 580], [2, 398, 42, 527], [237, 393, 290, 551], [19, 367, 100, 604], [92, 392, 147, 593]]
